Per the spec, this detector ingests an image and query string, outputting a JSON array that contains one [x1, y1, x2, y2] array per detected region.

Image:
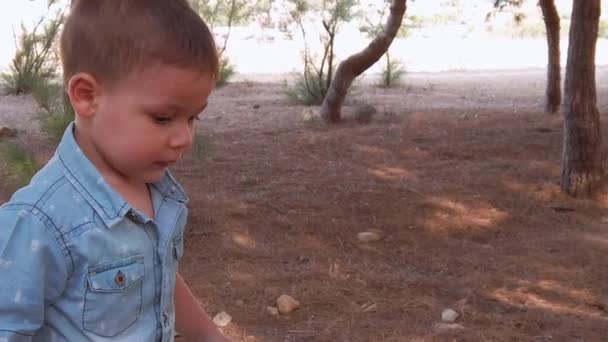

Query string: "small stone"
[[301, 108, 317, 122], [235, 299, 245, 307], [253, 104, 260, 109], [212, 311, 232, 327], [357, 230, 384, 242], [297, 255, 310, 264], [441, 308, 459, 323], [0, 127, 16, 139], [266, 306, 279, 316], [277, 294, 300, 314]]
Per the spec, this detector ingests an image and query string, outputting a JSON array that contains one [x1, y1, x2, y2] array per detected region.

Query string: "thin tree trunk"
[[326, 23, 336, 92], [320, 0, 407, 123], [561, 0, 604, 197], [539, 0, 561, 114], [385, 52, 391, 87]]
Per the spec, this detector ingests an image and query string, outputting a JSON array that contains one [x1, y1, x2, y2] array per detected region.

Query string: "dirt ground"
[[2, 68, 608, 341]]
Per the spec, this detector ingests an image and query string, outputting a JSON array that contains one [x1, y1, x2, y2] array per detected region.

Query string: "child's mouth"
[[154, 161, 171, 168]]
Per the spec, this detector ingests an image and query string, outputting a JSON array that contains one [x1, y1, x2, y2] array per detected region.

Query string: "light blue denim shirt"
[[0, 123, 188, 341]]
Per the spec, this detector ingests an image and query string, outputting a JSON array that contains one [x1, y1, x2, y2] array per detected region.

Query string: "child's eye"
[[152, 115, 171, 124]]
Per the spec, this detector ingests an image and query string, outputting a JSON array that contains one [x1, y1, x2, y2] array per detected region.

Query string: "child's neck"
[[116, 182, 155, 220], [97, 171, 155, 220], [74, 125, 155, 220]]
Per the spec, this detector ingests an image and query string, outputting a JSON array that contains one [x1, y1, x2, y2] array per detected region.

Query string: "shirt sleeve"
[[0, 206, 69, 341]]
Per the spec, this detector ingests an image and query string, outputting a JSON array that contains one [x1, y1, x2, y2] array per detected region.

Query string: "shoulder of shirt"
[[0, 154, 95, 236], [0, 157, 79, 274]]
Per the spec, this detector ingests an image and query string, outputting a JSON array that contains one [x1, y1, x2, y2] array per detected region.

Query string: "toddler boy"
[[0, 0, 226, 341]]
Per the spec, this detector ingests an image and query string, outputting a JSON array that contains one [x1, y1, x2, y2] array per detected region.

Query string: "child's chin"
[[143, 170, 166, 184]]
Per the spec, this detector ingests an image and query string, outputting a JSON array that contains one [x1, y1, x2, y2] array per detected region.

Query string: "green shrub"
[[286, 68, 329, 106], [216, 55, 236, 87], [40, 108, 74, 143], [286, 0, 357, 106], [31, 78, 61, 111], [0, 142, 40, 186], [1, 16, 63, 95], [379, 53, 405, 88], [32, 78, 74, 143]]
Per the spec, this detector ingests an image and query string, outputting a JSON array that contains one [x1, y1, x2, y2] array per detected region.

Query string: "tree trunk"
[[539, 0, 561, 114], [561, 0, 605, 197], [320, 0, 407, 123]]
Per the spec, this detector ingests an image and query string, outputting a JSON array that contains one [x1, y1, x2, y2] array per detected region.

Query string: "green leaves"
[[1, 12, 63, 95]]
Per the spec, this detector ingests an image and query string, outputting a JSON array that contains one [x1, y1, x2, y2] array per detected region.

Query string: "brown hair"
[[60, 0, 219, 87]]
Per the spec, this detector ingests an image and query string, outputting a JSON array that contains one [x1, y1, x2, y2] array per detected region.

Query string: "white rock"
[[277, 294, 300, 314], [357, 230, 384, 242], [212, 311, 232, 327], [301, 108, 317, 122], [441, 308, 459, 323], [266, 306, 279, 316]]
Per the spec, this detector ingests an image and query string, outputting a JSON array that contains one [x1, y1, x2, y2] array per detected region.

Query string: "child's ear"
[[67, 73, 101, 118]]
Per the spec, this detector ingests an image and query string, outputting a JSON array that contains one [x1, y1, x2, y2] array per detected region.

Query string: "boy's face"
[[79, 64, 214, 184]]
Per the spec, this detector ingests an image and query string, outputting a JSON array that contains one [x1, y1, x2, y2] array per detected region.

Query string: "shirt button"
[[127, 210, 139, 223], [115, 270, 126, 287]]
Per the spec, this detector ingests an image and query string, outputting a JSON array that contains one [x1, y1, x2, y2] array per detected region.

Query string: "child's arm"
[[0, 208, 68, 340], [174, 272, 228, 342]]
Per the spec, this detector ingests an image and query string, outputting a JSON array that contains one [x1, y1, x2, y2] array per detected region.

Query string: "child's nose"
[[169, 124, 194, 149]]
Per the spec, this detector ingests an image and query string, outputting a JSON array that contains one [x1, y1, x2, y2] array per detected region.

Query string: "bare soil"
[[2, 68, 608, 341]]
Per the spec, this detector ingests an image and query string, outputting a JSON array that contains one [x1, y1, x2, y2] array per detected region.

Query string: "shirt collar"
[[56, 122, 188, 228]]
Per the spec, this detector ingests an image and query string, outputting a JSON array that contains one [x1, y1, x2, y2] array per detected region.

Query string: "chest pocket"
[[83, 255, 145, 337]]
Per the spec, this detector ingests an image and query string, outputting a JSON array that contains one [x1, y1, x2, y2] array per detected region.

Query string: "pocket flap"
[[87, 256, 145, 292]]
